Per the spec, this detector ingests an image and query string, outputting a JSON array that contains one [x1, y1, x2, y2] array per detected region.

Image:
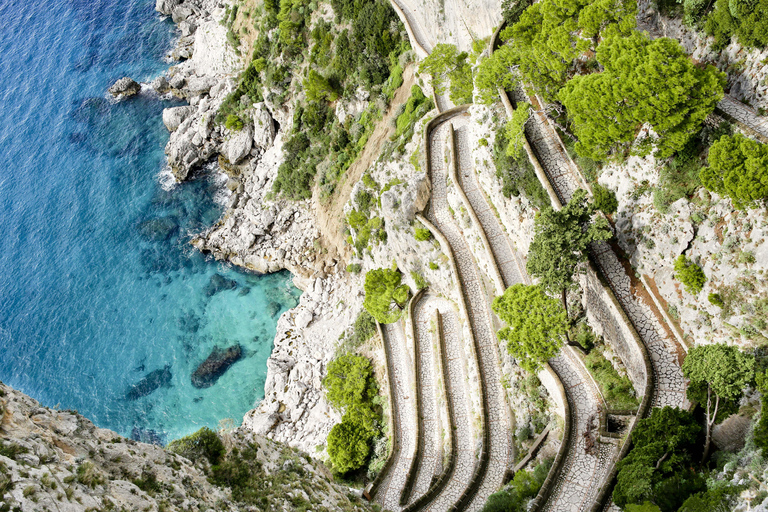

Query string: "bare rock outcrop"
[[108, 77, 140, 98]]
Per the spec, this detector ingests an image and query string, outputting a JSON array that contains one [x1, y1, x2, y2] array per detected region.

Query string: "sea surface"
[[0, 0, 299, 442]]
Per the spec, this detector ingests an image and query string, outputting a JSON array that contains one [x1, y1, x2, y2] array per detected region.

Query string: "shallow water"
[[0, 0, 298, 442]]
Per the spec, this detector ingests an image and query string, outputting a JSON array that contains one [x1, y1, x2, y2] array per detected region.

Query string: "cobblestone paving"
[[519, 88, 690, 509], [374, 321, 418, 512], [423, 118, 512, 512], [407, 296, 452, 504], [717, 95, 768, 140], [453, 125, 526, 289]]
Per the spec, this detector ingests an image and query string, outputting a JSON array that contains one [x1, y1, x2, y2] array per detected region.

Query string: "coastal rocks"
[[221, 123, 253, 164], [108, 77, 141, 98], [162, 106, 195, 132], [125, 365, 173, 400], [191, 343, 242, 388], [203, 272, 238, 296], [252, 102, 277, 149], [150, 75, 169, 93]]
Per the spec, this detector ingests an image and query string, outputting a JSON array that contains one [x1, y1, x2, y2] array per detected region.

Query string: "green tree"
[[699, 133, 768, 209], [754, 370, 768, 455], [613, 407, 702, 509], [682, 344, 755, 462], [504, 103, 531, 158], [418, 43, 473, 105], [674, 255, 707, 295], [475, 45, 519, 105], [363, 268, 410, 323], [558, 33, 725, 160], [492, 284, 569, 373], [626, 503, 662, 512], [526, 189, 612, 317], [304, 69, 339, 102], [326, 419, 371, 473], [323, 354, 377, 411]]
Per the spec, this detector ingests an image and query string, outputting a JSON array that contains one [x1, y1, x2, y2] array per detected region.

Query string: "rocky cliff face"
[[0, 382, 371, 512]]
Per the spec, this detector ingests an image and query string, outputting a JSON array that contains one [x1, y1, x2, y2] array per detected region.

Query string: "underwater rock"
[[108, 77, 141, 98], [130, 427, 166, 446], [191, 344, 242, 388], [267, 301, 281, 318], [125, 364, 172, 400], [138, 217, 178, 242], [203, 273, 237, 297]]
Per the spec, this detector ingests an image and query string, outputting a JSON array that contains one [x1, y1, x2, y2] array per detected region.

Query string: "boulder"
[[150, 75, 169, 93], [252, 103, 276, 149], [221, 124, 253, 164], [162, 106, 195, 132], [155, 0, 180, 15], [108, 77, 141, 98], [191, 344, 242, 388], [186, 76, 217, 96], [169, 73, 186, 90], [246, 411, 281, 435], [203, 273, 238, 297]]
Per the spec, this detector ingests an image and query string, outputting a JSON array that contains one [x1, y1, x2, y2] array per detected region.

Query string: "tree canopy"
[[673, 255, 707, 295], [613, 407, 703, 509], [363, 267, 410, 324], [699, 133, 768, 209], [492, 284, 569, 373], [418, 43, 473, 105], [475, 45, 519, 105], [682, 343, 755, 462], [558, 32, 725, 160], [326, 419, 372, 474], [323, 354, 377, 411], [526, 189, 612, 314]]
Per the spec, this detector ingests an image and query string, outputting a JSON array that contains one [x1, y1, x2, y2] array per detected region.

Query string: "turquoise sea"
[[0, 0, 298, 442]]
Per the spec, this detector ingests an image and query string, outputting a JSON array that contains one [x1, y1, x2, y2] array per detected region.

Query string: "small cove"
[[0, 0, 298, 442]]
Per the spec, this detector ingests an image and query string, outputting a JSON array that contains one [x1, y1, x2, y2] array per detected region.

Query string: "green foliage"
[[626, 503, 662, 512], [682, 344, 755, 405], [754, 371, 768, 455], [414, 227, 432, 241], [674, 255, 707, 295], [526, 189, 612, 307], [392, 85, 433, 153], [217, 60, 264, 124], [708, 293, 724, 307], [505, 103, 531, 158], [418, 43, 473, 105], [323, 354, 378, 412], [584, 350, 638, 409], [492, 118, 549, 209], [347, 263, 362, 273], [613, 407, 703, 509], [304, 69, 339, 102], [505, 0, 637, 99], [481, 460, 552, 512], [225, 114, 245, 131], [592, 183, 618, 214], [677, 486, 741, 512], [411, 271, 428, 290], [559, 33, 725, 160], [429, 261, 439, 270], [501, 0, 535, 25], [705, 0, 768, 49], [208, 444, 263, 504], [475, 45, 519, 105], [363, 268, 410, 324], [166, 427, 226, 465], [700, 133, 768, 209], [653, 134, 707, 213], [76, 462, 105, 488], [492, 284, 569, 373], [323, 354, 381, 474], [0, 442, 29, 461]]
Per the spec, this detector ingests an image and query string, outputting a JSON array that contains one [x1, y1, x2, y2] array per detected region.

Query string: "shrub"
[[584, 350, 638, 409], [429, 261, 439, 270], [414, 227, 432, 241], [708, 293, 724, 307], [166, 427, 225, 465], [674, 254, 706, 295], [346, 263, 362, 273], [411, 271, 428, 290], [225, 114, 245, 131], [481, 460, 551, 512], [76, 462, 105, 488], [327, 418, 372, 474], [592, 183, 618, 214]]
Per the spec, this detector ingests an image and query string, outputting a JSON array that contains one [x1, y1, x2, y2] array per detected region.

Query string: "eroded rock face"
[[108, 77, 140, 98], [221, 124, 254, 164], [191, 344, 242, 388], [162, 106, 195, 132]]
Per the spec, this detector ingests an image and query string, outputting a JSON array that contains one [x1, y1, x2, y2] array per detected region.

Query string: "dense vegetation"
[[220, 0, 410, 201], [323, 354, 383, 474], [704, 0, 768, 49], [418, 43, 474, 105], [363, 267, 410, 324], [492, 283, 569, 373], [700, 133, 768, 208], [481, 460, 552, 512]]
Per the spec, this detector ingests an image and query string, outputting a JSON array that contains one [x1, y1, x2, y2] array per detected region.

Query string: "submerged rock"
[[108, 77, 141, 98], [203, 273, 238, 297], [125, 364, 172, 400], [191, 344, 242, 388], [138, 217, 178, 242]]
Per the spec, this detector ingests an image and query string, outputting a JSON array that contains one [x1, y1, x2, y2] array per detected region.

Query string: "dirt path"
[[313, 65, 416, 264]]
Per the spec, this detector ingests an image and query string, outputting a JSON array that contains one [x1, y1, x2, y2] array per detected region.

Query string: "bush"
[[708, 293, 724, 307], [347, 263, 362, 273], [225, 114, 245, 131], [414, 227, 432, 241], [166, 427, 225, 465], [705, 0, 768, 49], [481, 460, 551, 512], [592, 183, 618, 214], [584, 350, 638, 409], [411, 271, 428, 290], [327, 419, 372, 474], [674, 255, 707, 295]]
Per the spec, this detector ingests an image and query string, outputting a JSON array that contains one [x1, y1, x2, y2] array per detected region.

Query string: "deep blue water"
[[0, 0, 299, 442]]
